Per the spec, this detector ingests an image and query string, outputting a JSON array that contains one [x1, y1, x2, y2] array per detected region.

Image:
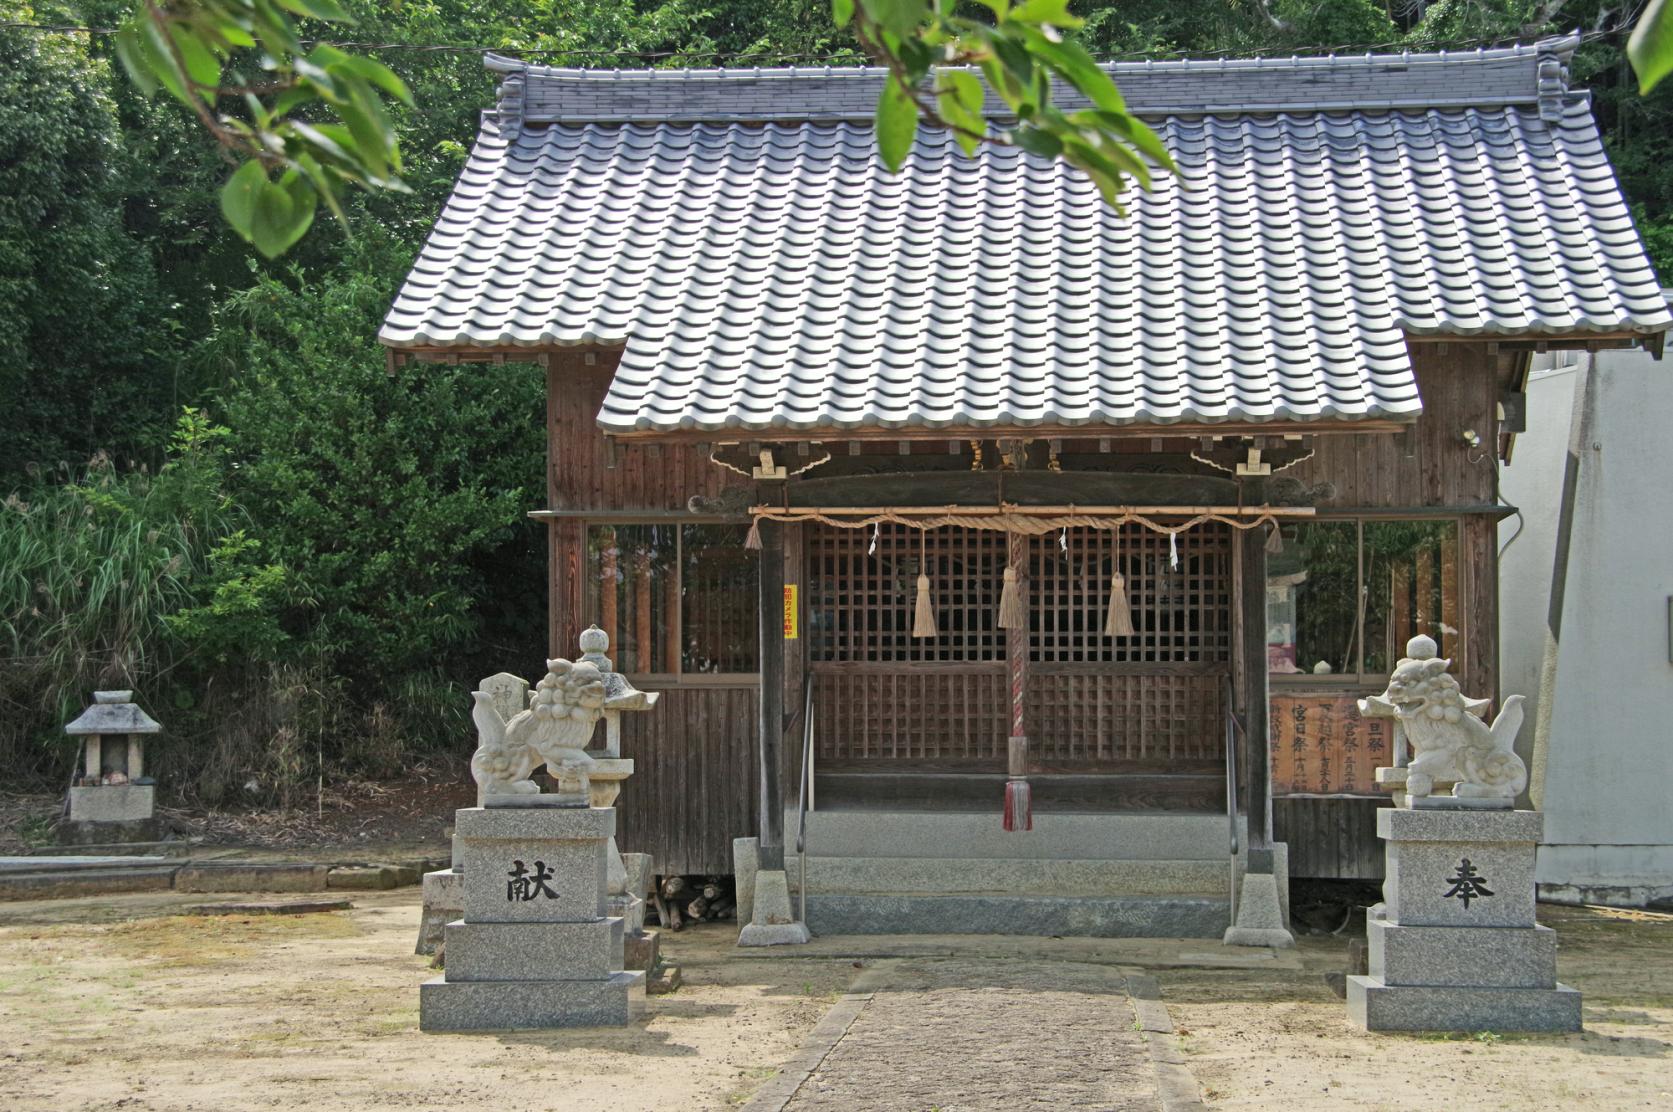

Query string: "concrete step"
[[794, 808, 1241, 862], [804, 892, 1231, 938], [803, 856, 1229, 897]]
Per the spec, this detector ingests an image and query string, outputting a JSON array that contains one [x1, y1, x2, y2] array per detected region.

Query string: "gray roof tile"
[[382, 38, 1670, 434]]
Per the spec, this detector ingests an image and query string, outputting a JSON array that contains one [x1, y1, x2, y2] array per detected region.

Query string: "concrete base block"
[[737, 867, 809, 947], [454, 806, 611, 923], [417, 869, 463, 957], [175, 864, 327, 893], [57, 818, 162, 846], [623, 929, 660, 972], [733, 837, 758, 925], [805, 893, 1228, 938], [1224, 872, 1295, 949], [609, 893, 645, 935], [67, 784, 154, 825], [443, 918, 624, 982], [326, 865, 399, 890], [1347, 975, 1582, 1032], [1369, 919, 1559, 989], [419, 970, 645, 1030], [738, 921, 813, 946]]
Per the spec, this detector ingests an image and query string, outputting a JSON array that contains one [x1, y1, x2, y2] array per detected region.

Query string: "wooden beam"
[[752, 504, 1317, 519], [756, 519, 786, 871]]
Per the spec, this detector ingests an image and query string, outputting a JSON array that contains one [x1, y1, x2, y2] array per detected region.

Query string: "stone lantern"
[[63, 690, 161, 843]]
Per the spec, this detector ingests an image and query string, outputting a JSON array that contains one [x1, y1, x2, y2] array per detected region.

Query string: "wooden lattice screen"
[[808, 522, 1231, 767]]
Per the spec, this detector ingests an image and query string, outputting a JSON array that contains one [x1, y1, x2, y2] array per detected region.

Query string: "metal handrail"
[[1223, 675, 1242, 857], [794, 670, 815, 923], [1223, 676, 1243, 918]]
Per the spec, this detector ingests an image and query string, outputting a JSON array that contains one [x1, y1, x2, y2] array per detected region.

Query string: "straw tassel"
[[912, 529, 937, 638], [1264, 522, 1284, 554], [743, 518, 762, 550], [913, 572, 938, 638], [1105, 527, 1134, 637], [997, 564, 1025, 629], [1105, 571, 1135, 637]]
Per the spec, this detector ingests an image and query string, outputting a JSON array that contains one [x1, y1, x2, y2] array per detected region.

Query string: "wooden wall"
[[1274, 797, 1391, 879], [613, 685, 759, 876]]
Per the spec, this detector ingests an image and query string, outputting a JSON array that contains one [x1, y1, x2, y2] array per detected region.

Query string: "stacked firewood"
[[649, 875, 736, 931]]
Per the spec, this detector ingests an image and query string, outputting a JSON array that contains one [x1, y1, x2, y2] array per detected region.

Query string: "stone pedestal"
[[1347, 808, 1581, 1032], [62, 784, 160, 843], [415, 868, 462, 957], [420, 806, 645, 1030], [737, 867, 811, 947]]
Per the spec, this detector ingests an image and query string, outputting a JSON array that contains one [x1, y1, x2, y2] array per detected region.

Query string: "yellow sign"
[[782, 585, 799, 639]]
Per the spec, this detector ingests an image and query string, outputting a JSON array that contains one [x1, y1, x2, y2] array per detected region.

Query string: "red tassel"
[[1002, 778, 1032, 832]]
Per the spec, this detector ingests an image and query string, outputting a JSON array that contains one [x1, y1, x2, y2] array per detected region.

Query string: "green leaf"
[[1013, 127, 1063, 158], [331, 53, 415, 107], [833, 0, 856, 29], [249, 172, 317, 258], [138, 17, 191, 103], [113, 25, 159, 95], [1021, 30, 1124, 114], [220, 160, 268, 243], [865, 0, 932, 38], [938, 69, 987, 155], [294, 152, 348, 231], [168, 25, 223, 92], [272, 0, 356, 24], [876, 77, 919, 172], [1629, 0, 1673, 94], [1007, 0, 1081, 28]]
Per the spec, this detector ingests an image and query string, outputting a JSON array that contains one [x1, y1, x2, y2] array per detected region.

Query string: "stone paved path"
[[779, 957, 1162, 1112]]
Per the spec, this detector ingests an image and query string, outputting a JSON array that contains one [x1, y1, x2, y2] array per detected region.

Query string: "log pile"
[[649, 875, 737, 931]]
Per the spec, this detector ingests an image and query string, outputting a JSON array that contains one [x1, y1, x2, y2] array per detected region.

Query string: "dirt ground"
[[0, 774, 471, 860], [2, 891, 1671, 1110], [1167, 903, 1673, 1110], [0, 890, 853, 1112]]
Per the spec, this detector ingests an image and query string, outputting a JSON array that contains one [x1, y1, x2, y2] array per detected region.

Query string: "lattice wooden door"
[[806, 521, 1231, 767]]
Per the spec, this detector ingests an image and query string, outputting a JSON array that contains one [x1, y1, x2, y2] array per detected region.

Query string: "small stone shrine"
[[1346, 635, 1581, 1032], [420, 633, 658, 1030], [62, 691, 162, 844]]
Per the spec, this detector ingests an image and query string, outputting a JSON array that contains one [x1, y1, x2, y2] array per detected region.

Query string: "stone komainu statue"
[[1358, 635, 1527, 802], [470, 658, 607, 803]]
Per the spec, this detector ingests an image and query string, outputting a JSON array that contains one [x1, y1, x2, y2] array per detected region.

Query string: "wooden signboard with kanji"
[[1270, 695, 1392, 796]]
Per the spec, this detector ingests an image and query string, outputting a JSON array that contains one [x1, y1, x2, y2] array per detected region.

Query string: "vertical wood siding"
[[614, 685, 759, 876]]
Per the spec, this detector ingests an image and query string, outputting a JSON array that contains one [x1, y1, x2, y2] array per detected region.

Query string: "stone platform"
[[420, 806, 644, 1031], [1347, 807, 1580, 1032]]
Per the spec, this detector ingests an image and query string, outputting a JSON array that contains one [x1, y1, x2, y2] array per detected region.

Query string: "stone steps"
[[804, 892, 1231, 938], [782, 808, 1239, 938], [795, 808, 1239, 861], [802, 856, 1229, 897]]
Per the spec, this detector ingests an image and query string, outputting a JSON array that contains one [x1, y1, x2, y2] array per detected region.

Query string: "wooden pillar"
[[756, 519, 786, 870], [783, 524, 806, 800], [1006, 530, 1030, 762], [599, 526, 619, 653], [1240, 525, 1274, 851]]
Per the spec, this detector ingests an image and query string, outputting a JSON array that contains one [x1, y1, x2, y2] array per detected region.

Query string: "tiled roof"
[[380, 37, 1671, 435]]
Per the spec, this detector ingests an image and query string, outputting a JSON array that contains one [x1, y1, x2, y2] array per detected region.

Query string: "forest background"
[[3, 0, 1668, 805]]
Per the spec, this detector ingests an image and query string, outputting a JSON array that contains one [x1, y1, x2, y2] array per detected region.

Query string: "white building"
[[1498, 315, 1673, 907]]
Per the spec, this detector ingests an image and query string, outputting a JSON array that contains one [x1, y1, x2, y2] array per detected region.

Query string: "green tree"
[[0, 17, 174, 475]]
